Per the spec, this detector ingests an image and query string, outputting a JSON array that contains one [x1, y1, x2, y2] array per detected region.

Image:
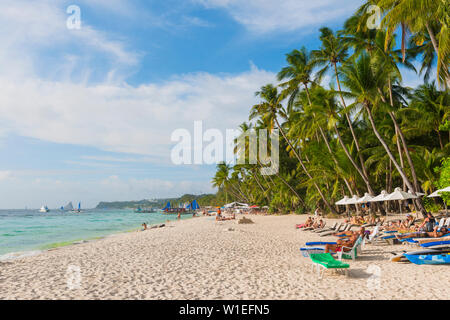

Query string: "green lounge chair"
[[337, 236, 363, 261], [309, 253, 350, 279]]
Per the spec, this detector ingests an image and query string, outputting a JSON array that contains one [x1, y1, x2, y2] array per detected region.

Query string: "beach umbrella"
[[408, 190, 425, 197], [437, 186, 450, 193], [427, 186, 450, 214], [357, 193, 374, 203], [335, 196, 350, 205], [385, 187, 418, 201], [369, 190, 389, 202], [345, 195, 361, 205], [385, 188, 418, 215], [428, 190, 441, 198]]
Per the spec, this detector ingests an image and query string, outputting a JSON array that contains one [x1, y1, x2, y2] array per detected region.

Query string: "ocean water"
[[0, 209, 189, 260]]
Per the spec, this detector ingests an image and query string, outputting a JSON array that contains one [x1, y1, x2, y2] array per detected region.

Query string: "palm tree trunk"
[[364, 102, 427, 215], [334, 63, 370, 181], [425, 22, 450, 84], [252, 171, 270, 204], [318, 127, 354, 195], [274, 116, 337, 214], [275, 172, 306, 207], [333, 124, 374, 195], [437, 130, 444, 150], [386, 79, 420, 192], [426, 22, 440, 56]]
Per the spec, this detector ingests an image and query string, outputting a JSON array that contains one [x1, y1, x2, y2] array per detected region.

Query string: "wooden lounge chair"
[[319, 223, 347, 237], [313, 222, 338, 233]]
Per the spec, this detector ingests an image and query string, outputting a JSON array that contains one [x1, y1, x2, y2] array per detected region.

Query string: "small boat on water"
[[60, 202, 74, 212], [39, 206, 50, 213], [161, 200, 200, 215], [71, 202, 83, 213], [134, 207, 156, 213]]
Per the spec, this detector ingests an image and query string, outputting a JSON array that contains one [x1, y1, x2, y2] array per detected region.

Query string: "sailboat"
[[61, 202, 74, 211], [39, 205, 50, 213], [72, 202, 82, 213]]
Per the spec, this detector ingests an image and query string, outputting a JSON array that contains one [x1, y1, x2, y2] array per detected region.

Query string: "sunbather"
[[334, 226, 365, 238], [312, 219, 325, 230], [325, 228, 365, 253], [296, 217, 313, 229], [417, 213, 437, 232], [395, 227, 449, 240]]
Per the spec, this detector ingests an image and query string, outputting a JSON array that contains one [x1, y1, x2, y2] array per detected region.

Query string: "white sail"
[[64, 202, 74, 211]]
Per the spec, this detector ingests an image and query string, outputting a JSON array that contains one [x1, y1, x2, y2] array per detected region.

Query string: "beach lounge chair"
[[319, 223, 348, 237], [312, 222, 336, 233], [309, 253, 349, 279], [337, 236, 363, 261], [362, 225, 381, 248], [317, 222, 342, 235]]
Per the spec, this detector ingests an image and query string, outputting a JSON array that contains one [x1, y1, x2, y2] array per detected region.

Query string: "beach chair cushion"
[[309, 253, 350, 269]]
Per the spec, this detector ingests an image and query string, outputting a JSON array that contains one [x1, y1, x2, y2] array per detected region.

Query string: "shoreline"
[[1, 214, 449, 300], [0, 210, 190, 262]]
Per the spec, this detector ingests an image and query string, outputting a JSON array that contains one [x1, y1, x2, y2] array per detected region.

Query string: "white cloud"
[[0, 1, 276, 163], [195, 0, 363, 33], [0, 0, 139, 82], [0, 66, 275, 162], [0, 171, 13, 181]]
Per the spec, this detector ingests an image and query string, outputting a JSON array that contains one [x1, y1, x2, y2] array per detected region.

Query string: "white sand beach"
[[0, 215, 449, 300]]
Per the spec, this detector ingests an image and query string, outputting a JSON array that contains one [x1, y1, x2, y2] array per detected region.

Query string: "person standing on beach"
[[177, 211, 181, 220]]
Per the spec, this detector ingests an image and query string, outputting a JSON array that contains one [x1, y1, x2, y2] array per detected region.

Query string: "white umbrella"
[[225, 202, 249, 208], [369, 190, 389, 202], [438, 186, 450, 193], [427, 186, 450, 198], [357, 193, 374, 203], [428, 190, 441, 198], [427, 186, 450, 214], [346, 195, 361, 205], [385, 187, 418, 201], [408, 190, 425, 197], [335, 196, 350, 205], [385, 187, 418, 215]]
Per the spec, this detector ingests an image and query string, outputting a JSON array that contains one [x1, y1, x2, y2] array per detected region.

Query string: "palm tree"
[[375, 0, 449, 86], [339, 53, 425, 213], [252, 84, 337, 214], [277, 47, 315, 106], [403, 82, 450, 150], [311, 27, 375, 195]]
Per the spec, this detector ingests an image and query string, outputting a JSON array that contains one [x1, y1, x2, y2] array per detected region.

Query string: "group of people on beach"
[[393, 213, 449, 240]]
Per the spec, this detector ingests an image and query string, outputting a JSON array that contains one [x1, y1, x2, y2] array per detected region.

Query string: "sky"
[[0, 0, 423, 209]]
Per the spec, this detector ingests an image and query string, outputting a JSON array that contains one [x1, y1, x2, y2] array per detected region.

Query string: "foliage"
[[209, 1, 449, 215]]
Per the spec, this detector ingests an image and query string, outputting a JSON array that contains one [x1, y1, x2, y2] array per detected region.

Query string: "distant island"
[[95, 194, 220, 209]]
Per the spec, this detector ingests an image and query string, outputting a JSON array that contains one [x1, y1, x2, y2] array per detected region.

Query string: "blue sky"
[[0, 0, 423, 208]]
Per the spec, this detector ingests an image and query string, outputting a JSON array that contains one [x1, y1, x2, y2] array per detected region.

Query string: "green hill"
[[95, 194, 220, 209]]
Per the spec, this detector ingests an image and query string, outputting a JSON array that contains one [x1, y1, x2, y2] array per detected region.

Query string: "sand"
[[0, 215, 449, 300]]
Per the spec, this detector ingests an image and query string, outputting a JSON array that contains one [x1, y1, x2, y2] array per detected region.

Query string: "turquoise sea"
[[0, 209, 189, 260]]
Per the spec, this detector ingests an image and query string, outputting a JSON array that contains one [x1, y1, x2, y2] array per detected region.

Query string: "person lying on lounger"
[[324, 228, 365, 253], [334, 226, 365, 238], [312, 219, 325, 230], [296, 217, 313, 229], [395, 227, 449, 240]]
